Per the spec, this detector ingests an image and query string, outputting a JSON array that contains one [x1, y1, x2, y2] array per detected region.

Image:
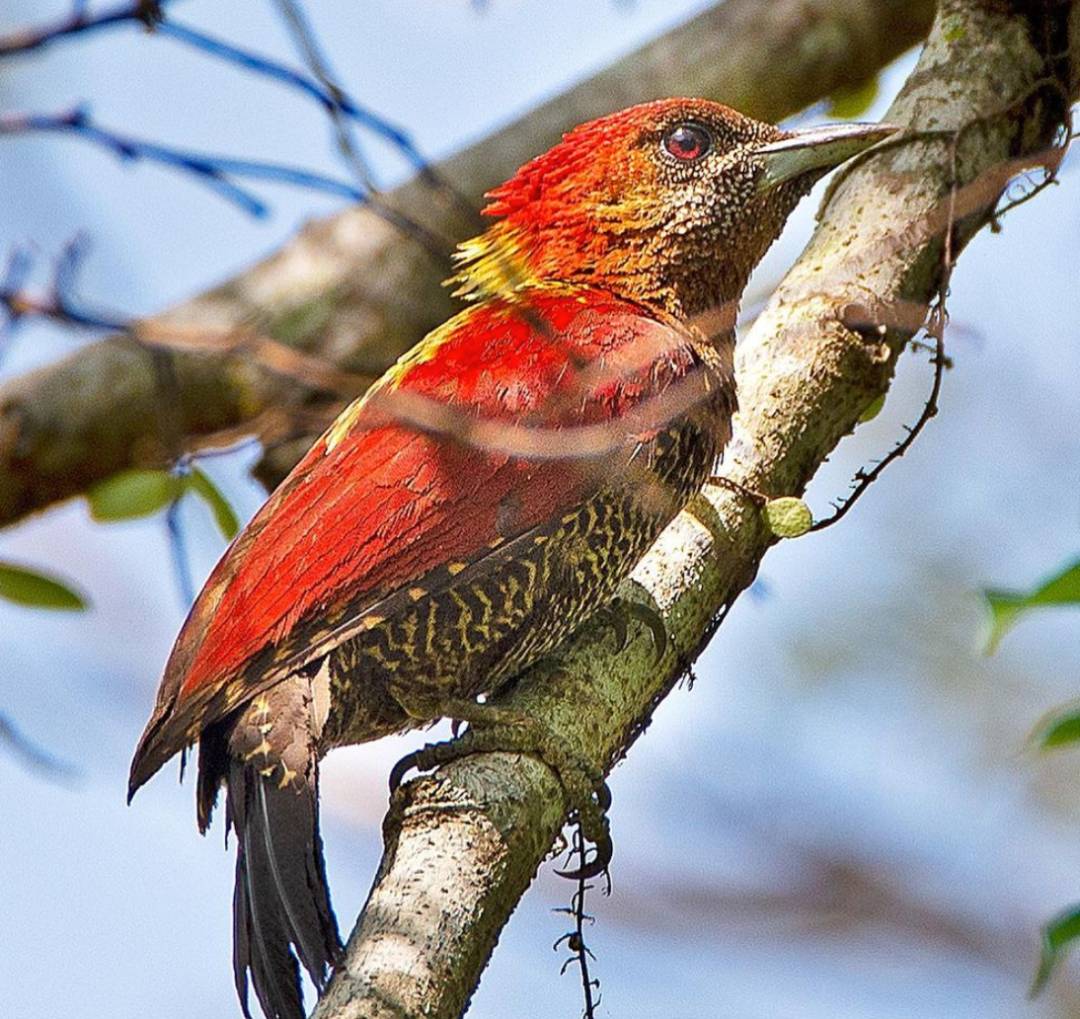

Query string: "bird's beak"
[[756, 121, 897, 192]]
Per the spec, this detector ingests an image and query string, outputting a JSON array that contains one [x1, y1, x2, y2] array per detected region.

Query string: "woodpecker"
[[129, 98, 891, 1019]]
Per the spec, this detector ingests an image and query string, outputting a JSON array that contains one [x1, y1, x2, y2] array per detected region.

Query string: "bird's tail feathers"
[[227, 754, 341, 1019], [218, 677, 341, 1019]]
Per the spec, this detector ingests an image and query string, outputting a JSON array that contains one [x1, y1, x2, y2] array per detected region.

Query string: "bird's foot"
[[593, 596, 668, 662], [389, 699, 612, 881]]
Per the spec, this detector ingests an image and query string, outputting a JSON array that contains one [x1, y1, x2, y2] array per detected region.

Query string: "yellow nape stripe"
[[446, 224, 541, 303], [322, 223, 577, 455]]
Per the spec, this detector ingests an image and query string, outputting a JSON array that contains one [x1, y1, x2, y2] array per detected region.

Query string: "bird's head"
[[451, 98, 893, 325]]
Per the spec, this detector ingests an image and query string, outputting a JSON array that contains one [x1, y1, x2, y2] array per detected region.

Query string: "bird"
[[128, 98, 892, 1019]]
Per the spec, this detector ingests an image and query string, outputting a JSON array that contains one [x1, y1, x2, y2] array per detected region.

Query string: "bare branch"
[[0, 106, 366, 217], [0, 0, 171, 57], [1, 2, 458, 255], [266, 0, 458, 263], [552, 826, 607, 1019], [0, 240, 372, 399], [154, 19, 436, 179], [0, 3, 432, 181]]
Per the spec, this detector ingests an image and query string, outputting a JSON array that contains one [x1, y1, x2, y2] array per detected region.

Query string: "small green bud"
[[763, 497, 813, 538]]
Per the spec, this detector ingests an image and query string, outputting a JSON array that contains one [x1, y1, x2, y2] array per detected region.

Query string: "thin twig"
[[0, 240, 371, 397], [991, 118, 1074, 222], [811, 136, 960, 532], [808, 332, 947, 532], [0, 0, 478, 249], [165, 475, 196, 606], [0, 0, 173, 57], [133, 320, 374, 397], [264, 0, 482, 227], [0, 1, 416, 167], [0, 234, 127, 333], [809, 107, 1073, 533], [268, 0, 377, 190], [553, 824, 606, 1019], [0, 234, 370, 402], [0, 245, 34, 370], [819, 72, 1072, 215], [268, 0, 460, 265], [0, 106, 367, 217], [156, 19, 434, 177], [707, 474, 769, 507]]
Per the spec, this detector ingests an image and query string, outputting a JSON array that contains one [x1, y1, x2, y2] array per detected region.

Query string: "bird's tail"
[[200, 675, 341, 1019]]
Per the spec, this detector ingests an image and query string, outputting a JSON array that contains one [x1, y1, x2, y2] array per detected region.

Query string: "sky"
[[2, 2, 1080, 1018]]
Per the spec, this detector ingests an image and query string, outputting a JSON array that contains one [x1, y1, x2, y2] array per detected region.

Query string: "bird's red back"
[[130, 286, 708, 787]]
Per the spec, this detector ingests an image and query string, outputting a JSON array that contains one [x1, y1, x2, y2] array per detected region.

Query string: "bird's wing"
[[130, 288, 708, 792]]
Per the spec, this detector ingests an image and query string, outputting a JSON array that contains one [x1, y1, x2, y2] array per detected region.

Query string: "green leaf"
[[858, 394, 886, 423], [88, 465, 240, 541], [1033, 706, 1080, 750], [982, 558, 1080, 653], [0, 561, 87, 610], [983, 593, 1024, 653], [88, 468, 183, 522], [827, 77, 880, 120], [187, 467, 240, 540], [1032, 904, 1080, 996], [763, 497, 813, 539]]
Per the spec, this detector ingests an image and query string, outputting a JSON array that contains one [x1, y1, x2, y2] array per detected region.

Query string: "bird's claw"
[[593, 603, 629, 651], [553, 786, 613, 881], [388, 696, 529, 793], [388, 745, 428, 794], [387, 712, 614, 882], [554, 832, 612, 882], [595, 597, 667, 662]]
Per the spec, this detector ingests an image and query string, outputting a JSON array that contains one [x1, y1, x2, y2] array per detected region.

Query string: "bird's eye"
[[662, 123, 712, 162]]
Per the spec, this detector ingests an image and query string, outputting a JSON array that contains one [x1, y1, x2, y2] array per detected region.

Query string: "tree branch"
[[0, 0, 172, 56], [0, 0, 934, 526], [312, 2, 1079, 1017], [0, 105, 368, 216]]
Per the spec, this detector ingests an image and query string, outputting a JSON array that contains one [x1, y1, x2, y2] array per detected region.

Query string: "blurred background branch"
[[0, 0, 171, 56], [0, 106, 368, 215]]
